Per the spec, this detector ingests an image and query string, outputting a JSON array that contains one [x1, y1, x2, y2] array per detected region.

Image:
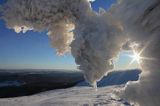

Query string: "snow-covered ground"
[[0, 85, 133, 106], [0, 70, 140, 106]]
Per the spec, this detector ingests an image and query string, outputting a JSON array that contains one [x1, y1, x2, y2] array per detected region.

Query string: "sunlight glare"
[[127, 42, 157, 69], [128, 50, 141, 65]]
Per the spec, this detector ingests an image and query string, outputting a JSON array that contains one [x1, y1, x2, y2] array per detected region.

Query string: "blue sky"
[[0, 0, 139, 70]]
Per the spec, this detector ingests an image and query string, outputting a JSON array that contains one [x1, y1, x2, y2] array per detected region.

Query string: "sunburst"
[[128, 50, 142, 65], [127, 42, 156, 69]]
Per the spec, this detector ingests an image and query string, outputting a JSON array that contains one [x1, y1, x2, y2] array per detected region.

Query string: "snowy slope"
[[0, 86, 133, 106], [0, 69, 140, 106]]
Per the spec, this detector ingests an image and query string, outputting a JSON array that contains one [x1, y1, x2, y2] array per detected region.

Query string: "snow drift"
[[0, 0, 160, 105]]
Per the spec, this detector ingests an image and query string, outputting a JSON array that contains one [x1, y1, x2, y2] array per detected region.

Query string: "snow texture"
[[109, 1, 160, 105], [1, 0, 160, 105], [0, 0, 125, 87], [0, 86, 133, 106]]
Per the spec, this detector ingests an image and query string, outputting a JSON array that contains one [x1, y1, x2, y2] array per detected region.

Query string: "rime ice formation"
[[1, 0, 160, 105], [0, 0, 125, 87], [109, 0, 160, 105]]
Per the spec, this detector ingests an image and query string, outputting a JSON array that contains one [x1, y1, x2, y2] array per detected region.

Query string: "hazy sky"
[[0, 0, 139, 70]]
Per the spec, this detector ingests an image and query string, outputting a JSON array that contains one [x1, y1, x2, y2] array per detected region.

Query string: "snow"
[[0, 85, 133, 106], [0, 70, 140, 106]]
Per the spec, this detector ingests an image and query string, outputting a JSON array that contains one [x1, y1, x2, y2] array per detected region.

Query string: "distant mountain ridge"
[[77, 69, 141, 87], [0, 69, 141, 98]]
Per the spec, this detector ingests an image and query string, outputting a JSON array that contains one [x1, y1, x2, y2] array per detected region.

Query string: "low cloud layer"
[[1, 0, 160, 105]]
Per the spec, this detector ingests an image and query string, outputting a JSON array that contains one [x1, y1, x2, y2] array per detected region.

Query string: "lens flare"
[[129, 50, 142, 65], [127, 43, 157, 69]]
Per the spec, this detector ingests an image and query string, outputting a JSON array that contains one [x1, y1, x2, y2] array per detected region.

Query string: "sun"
[[126, 43, 156, 69], [132, 52, 140, 62], [128, 50, 142, 65]]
